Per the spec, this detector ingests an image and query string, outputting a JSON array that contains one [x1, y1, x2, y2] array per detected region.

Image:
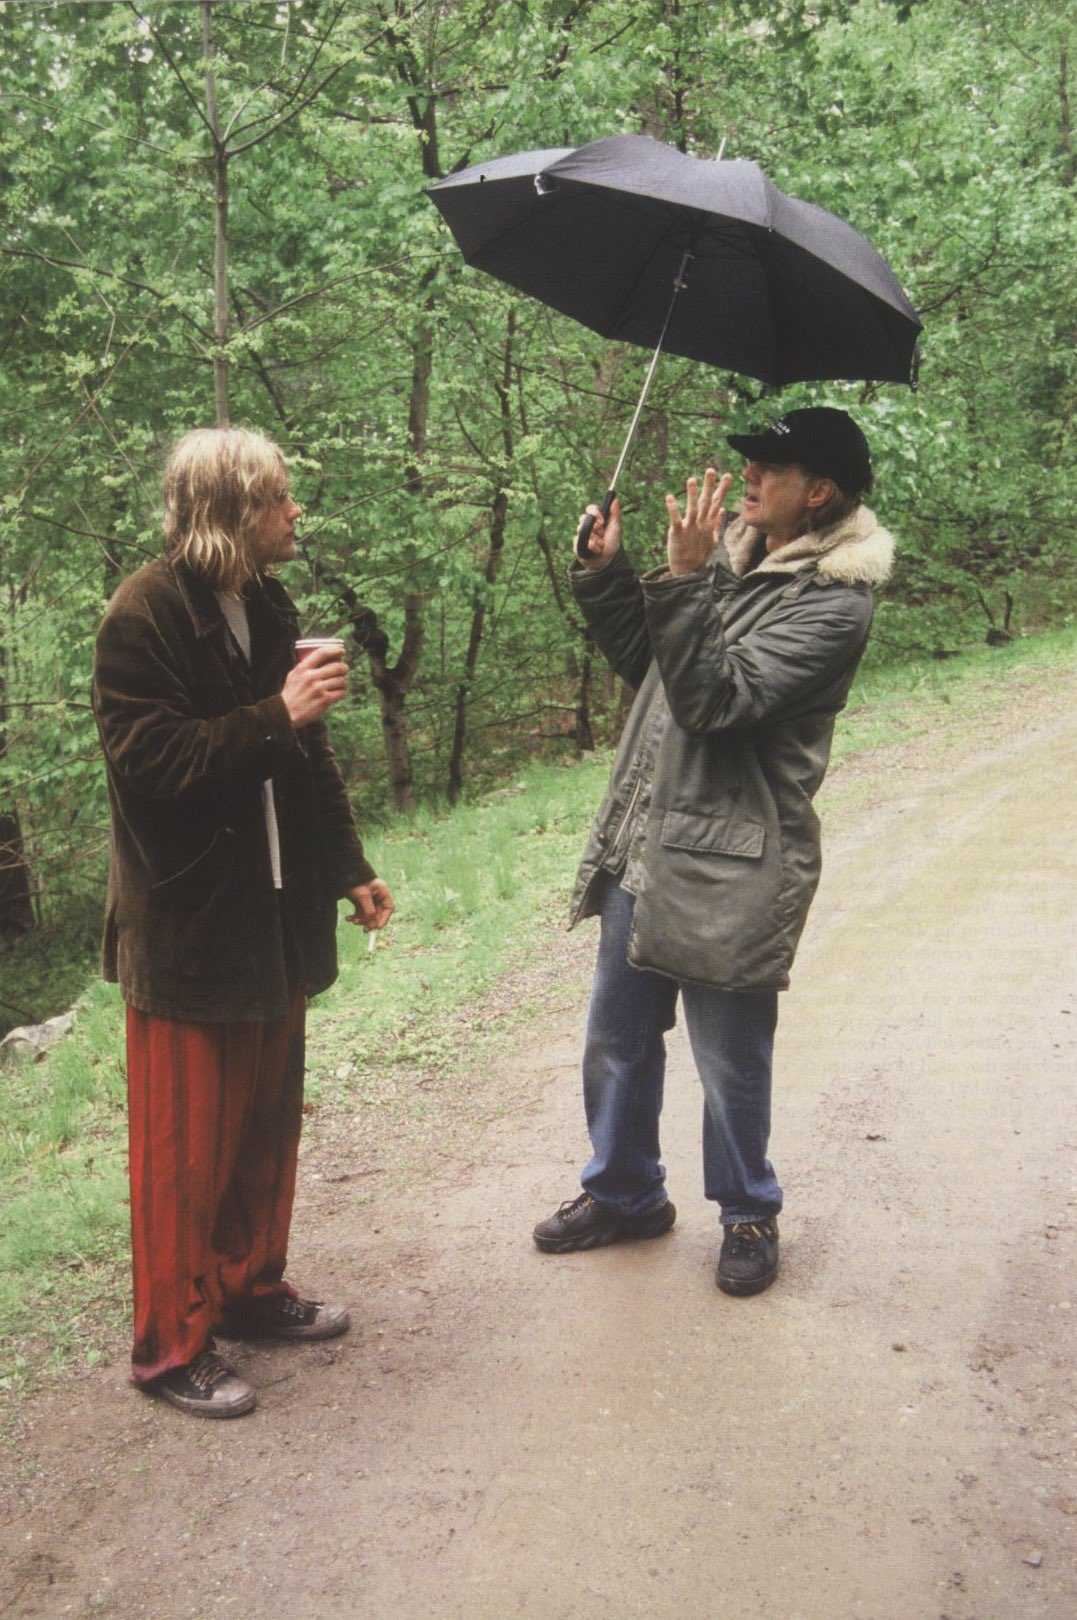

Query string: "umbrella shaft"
[[609, 248, 692, 490], [575, 247, 693, 561]]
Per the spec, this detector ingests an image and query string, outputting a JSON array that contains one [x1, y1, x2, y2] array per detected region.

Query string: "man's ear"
[[805, 476, 837, 510]]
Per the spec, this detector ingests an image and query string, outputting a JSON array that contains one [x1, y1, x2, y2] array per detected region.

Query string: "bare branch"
[[3, 252, 183, 500], [128, 2, 216, 140], [224, 0, 347, 142], [226, 0, 433, 162], [235, 260, 412, 337], [0, 247, 212, 338]]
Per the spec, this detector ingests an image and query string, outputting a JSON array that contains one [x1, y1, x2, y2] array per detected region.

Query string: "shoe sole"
[[716, 1263, 778, 1297], [154, 1385, 257, 1418], [253, 1319, 350, 1341], [222, 1311, 351, 1342], [534, 1205, 676, 1255]]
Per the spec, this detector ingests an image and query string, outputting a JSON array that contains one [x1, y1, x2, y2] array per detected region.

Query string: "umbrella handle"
[[575, 488, 616, 561]]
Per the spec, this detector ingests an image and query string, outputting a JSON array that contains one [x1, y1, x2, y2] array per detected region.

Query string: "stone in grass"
[[0, 1012, 75, 1064]]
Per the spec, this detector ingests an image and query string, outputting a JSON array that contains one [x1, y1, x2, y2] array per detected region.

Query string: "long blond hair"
[[162, 427, 285, 593]]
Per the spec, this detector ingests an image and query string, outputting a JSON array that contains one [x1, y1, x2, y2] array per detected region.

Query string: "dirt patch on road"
[[1, 660, 1074, 1620]]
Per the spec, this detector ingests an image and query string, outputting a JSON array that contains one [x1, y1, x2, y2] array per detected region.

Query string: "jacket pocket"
[[659, 808, 764, 859], [145, 827, 243, 981], [189, 680, 245, 715], [151, 825, 237, 893]]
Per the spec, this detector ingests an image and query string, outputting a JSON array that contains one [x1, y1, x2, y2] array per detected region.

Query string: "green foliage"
[[316, 753, 610, 1078], [0, 629, 1073, 1394], [0, 0, 1072, 974]]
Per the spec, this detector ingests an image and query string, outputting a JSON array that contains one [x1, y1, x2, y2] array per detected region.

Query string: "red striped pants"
[[125, 992, 306, 1385]]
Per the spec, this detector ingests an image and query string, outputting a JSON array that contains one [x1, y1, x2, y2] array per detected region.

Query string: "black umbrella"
[[427, 135, 921, 553]]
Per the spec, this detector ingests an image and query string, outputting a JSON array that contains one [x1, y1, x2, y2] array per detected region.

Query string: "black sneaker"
[[223, 1294, 350, 1342], [151, 1343, 256, 1418], [716, 1219, 779, 1296], [533, 1191, 676, 1254]]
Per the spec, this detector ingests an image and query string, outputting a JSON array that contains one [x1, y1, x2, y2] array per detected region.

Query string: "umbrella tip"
[[715, 137, 728, 162]]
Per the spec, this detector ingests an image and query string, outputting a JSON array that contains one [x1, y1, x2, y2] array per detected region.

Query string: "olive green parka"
[[569, 503, 894, 991]]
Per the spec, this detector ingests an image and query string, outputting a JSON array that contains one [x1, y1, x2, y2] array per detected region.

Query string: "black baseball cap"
[[726, 407, 873, 498]]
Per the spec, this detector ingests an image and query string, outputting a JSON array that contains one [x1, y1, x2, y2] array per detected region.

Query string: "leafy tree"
[[0, 0, 1072, 1025]]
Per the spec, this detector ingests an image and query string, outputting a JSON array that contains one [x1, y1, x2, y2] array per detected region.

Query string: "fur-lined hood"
[[722, 503, 895, 587]]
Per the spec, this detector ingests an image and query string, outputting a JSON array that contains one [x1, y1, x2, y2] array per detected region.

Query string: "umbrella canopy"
[[427, 134, 921, 387]]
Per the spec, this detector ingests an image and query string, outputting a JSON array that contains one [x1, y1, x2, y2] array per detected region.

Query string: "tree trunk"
[[0, 811, 33, 942], [446, 313, 515, 804], [354, 593, 426, 814], [535, 519, 569, 617], [0, 656, 32, 940], [357, 279, 437, 807], [1060, 45, 1074, 189], [346, 22, 447, 809], [406, 319, 433, 493], [574, 649, 595, 753], [387, 592, 426, 812], [446, 489, 507, 804], [203, 2, 230, 427]]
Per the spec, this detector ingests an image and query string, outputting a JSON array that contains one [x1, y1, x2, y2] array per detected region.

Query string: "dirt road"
[[2, 698, 1074, 1620]]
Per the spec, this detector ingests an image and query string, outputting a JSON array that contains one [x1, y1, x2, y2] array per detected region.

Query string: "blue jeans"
[[580, 880, 782, 1226]]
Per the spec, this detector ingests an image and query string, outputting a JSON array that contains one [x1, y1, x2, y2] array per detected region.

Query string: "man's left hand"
[[346, 879, 395, 931], [665, 467, 733, 576]]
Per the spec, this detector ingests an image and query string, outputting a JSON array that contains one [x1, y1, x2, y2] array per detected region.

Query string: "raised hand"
[[664, 467, 732, 576]]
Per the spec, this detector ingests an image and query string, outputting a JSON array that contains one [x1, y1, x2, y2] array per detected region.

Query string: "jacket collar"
[[720, 504, 895, 587], [169, 558, 299, 639], [170, 558, 223, 639]]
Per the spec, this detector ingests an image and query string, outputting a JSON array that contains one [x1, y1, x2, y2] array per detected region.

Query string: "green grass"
[[309, 757, 609, 1090], [0, 901, 103, 1039], [0, 980, 131, 1396], [830, 625, 1077, 764], [0, 625, 1074, 1396]]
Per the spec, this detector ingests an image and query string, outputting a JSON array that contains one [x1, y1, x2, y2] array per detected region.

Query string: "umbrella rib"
[[600, 205, 697, 343]]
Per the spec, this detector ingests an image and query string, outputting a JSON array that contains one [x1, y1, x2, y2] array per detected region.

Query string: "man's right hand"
[[281, 645, 348, 728], [574, 497, 622, 572]]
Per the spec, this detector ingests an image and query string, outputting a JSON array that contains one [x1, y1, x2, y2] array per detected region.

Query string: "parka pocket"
[[660, 809, 764, 859]]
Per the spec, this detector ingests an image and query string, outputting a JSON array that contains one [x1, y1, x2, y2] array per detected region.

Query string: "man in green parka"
[[533, 408, 894, 1296]]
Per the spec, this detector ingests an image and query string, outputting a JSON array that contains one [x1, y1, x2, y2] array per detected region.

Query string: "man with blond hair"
[[93, 426, 392, 1417]]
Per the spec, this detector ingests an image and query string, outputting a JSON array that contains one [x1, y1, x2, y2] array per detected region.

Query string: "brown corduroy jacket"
[[92, 557, 375, 1022]]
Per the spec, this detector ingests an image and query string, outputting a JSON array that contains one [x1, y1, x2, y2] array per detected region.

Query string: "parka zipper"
[[607, 772, 644, 863]]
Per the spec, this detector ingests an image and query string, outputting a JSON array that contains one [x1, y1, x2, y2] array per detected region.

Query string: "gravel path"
[[2, 681, 1074, 1619]]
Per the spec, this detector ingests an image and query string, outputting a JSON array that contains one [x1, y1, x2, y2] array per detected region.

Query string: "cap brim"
[[725, 431, 797, 463]]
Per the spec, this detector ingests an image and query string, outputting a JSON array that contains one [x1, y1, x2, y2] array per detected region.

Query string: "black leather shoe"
[[533, 1191, 676, 1254], [716, 1219, 779, 1296], [151, 1344, 256, 1418]]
